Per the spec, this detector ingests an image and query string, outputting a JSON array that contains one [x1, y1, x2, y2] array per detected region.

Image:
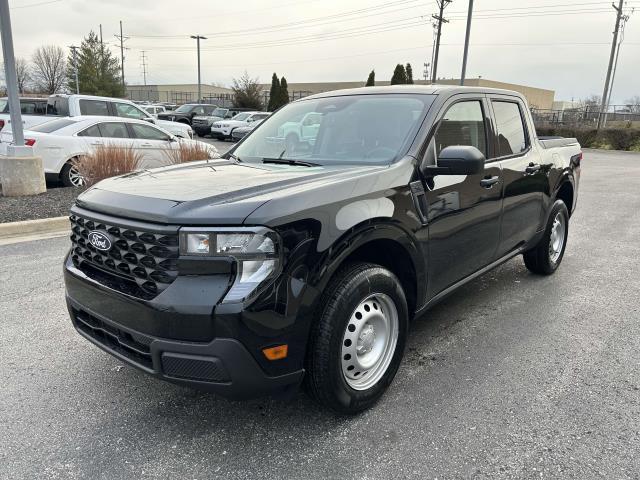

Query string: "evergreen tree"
[[68, 31, 124, 97], [279, 76, 290, 108], [267, 73, 280, 111], [405, 63, 414, 84], [365, 70, 375, 87], [390, 64, 407, 85]]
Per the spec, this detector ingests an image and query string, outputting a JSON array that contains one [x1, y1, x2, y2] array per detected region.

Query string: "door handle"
[[480, 175, 500, 188], [140, 142, 153, 147], [90, 142, 103, 146], [525, 163, 541, 174]]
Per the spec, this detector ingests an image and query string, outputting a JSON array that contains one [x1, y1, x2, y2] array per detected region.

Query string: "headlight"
[[179, 227, 282, 303], [221, 123, 229, 128], [213, 123, 220, 128]]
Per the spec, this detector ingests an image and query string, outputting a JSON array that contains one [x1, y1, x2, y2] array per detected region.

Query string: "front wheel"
[[523, 199, 569, 275], [305, 262, 408, 414]]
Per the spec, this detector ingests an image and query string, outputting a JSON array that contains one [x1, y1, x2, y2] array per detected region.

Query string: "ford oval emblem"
[[88, 231, 112, 252]]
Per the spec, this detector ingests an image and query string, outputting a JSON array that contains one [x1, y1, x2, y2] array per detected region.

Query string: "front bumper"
[[211, 126, 231, 138], [64, 256, 304, 399]]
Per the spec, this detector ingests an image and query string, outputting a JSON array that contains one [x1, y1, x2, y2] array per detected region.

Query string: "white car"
[[141, 104, 167, 118], [0, 94, 194, 139], [211, 111, 270, 140], [0, 116, 217, 187]]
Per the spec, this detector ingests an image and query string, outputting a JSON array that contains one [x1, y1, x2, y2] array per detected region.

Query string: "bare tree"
[[15, 58, 31, 93], [580, 95, 602, 110], [31, 45, 66, 94], [231, 71, 263, 110], [625, 96, 640, 113]]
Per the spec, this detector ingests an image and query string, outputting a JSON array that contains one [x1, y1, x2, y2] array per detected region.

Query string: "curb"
[[0, 216, 70, 241]]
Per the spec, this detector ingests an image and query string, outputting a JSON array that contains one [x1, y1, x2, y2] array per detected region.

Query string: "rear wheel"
[[305, 262, 408, 414], [60, 161, 84, 187], [523, 200, 569, 275]]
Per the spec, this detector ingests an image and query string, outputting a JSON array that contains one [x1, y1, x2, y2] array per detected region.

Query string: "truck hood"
[[75, 159, 382, 225]]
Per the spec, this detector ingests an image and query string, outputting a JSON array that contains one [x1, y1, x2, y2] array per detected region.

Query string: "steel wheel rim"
[[549, 211, 566, 263], [340, 293, 399, 391], [68, 165, 85, 187]]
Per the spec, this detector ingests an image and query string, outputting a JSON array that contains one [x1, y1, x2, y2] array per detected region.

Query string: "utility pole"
[[140, 51, 148, 86], [597, 0, 625, 129], [114, 21, 128, 90], [190, 35, 207, 102], [431, 0, 452, 84], [605, 9, 633, 125], [0, 0, 45, 196], [460, 0, 474, 85], [69, 45, 79, 94]]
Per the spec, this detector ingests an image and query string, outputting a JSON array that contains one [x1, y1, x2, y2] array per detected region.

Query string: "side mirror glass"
[[425, 145, 485, 176]]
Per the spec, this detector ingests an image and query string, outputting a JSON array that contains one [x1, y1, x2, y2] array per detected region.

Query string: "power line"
[[127, 0, 424, 38], [10, 0, 61, 9]]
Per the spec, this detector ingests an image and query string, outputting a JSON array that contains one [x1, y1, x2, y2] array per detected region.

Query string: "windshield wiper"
[[262, 158, 321, 167], [228, 153, 242, 163]]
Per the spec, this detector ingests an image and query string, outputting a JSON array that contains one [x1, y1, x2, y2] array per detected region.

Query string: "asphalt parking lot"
[[199, 136, 234, 156], [2, 149, 639, 479]]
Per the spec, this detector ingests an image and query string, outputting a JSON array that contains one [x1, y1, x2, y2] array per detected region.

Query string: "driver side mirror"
[[424, 145, 485, 176], [144, 117, 155, 124]]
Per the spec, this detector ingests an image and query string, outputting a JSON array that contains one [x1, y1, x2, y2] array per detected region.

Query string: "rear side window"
[[46, 97, 69, 116], [77, 124, 102, 137], [97, 122, 130, 138], [80, 99, 110, 116], [20, 101, 46, 115], [434, 100, 487, 156], [130, 123, 170, 141], [492, 101, 528, 156]]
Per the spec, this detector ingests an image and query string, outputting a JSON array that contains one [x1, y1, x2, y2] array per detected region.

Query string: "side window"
[[20, 102, 37, 114], [492, 101, 528, 156], [434, 100, 487, 157], [115, 102, 148, 120], [97, 122, 130, 139], [130, 123, 170, 141], [79, 99, 110, 116], [77, 124, 102, 137], [35, 101, 47, 114], [204, 106, 216, 115], [193, 106, 205, 115]]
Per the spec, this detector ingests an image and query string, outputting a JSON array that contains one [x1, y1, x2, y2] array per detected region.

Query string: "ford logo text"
[[88, 231, 112, 252]]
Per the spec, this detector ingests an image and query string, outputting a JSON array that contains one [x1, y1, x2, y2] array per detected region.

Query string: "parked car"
[[156, 103, 218, 126], [231, 118, 265, 142], [277, 111, 323, 151], [0, 97, 48, 130], [141, 105, 167, 118], [211, 111, 271, 140], [63, 85, 581, 413], [0, 116, 217, 186], [192, 107, 254, 137], [0, 94, 194, 139]]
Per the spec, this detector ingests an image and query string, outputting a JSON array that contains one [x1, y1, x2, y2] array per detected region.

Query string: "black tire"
[[523, 199, 569, 275], [60, 161, 83, 187], [305, 262, 409, 414]]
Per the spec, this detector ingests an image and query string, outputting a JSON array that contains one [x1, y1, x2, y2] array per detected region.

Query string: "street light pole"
[[190, 35, 207, 102], [460, 0, 474, 85], [0, 0, 25, 147], [0, 0, 45, 196]]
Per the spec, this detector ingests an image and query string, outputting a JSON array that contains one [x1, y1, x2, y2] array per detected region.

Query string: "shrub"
[[535, 126, 640, 151], [73, 144, 143, 186], [162, 142, 216, 165]]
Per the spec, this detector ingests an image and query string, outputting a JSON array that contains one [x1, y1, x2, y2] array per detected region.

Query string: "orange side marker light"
[[262, 344, 288, 361]]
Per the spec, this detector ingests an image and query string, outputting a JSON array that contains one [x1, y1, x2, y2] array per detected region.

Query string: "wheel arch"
[[553, 173, 575, 216], [312, 222, 425, 318]]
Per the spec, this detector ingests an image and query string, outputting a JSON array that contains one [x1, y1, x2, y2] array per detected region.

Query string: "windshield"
[[233, 94, 434, 165], [30, 118, 76, 133], [211, 108, 228, 117], [174, 104, 195, 113]]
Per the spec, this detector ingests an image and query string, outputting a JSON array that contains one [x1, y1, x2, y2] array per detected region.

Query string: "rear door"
[[488, 95, 544, 257], [423, 94, 503, 298]]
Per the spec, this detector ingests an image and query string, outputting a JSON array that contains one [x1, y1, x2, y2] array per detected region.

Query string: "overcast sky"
[[5, 0, 640, 104]]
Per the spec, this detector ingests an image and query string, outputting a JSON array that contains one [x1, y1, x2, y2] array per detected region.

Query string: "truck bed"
[[538, 137, 579, 149]]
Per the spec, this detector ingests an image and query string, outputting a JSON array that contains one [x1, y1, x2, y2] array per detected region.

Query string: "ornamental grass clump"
[[72, 144, 143, 186]]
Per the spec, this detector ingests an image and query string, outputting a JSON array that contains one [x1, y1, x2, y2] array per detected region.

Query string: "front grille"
[[70, 213, 179, 300], [73, 307, 153, 369]]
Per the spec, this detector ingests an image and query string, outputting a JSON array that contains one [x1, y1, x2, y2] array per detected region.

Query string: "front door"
[[422, 95, 503, 298]]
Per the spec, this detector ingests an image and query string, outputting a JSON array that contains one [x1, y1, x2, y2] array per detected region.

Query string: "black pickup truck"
[[64, 86, 581, 413]]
